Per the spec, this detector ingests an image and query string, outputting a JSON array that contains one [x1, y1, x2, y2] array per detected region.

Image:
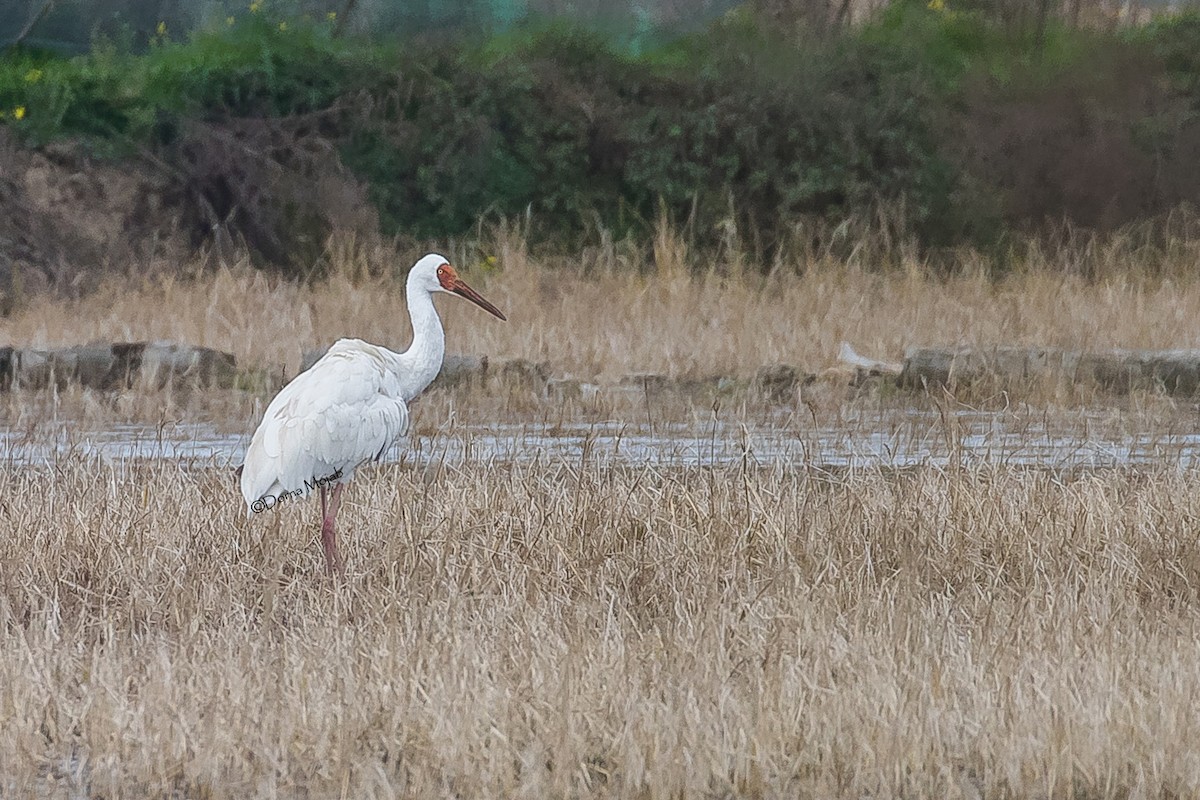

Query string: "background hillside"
[[1, 0, 1200, 300]]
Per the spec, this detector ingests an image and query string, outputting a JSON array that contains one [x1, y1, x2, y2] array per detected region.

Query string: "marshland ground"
[[7, 0, 1200, 794], [3, 240, 1200, 798]]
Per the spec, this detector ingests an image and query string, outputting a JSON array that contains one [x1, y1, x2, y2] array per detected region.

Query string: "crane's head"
[[410, 253, 506, 321]]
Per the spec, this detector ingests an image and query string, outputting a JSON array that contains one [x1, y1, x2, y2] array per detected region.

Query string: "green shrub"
[[1, 4, 1199, 269], [340, 17, 956, 251], [1140, 12, 1200, 103]]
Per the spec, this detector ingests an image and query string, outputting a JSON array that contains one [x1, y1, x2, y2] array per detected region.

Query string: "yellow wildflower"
[[14, 107, 26, 120], [326, 11, 337, 21], [278, 20, 287, 31], [156, 20, 167, 35], [226, 15, 235, 25], [24, 68, 42, 83], [249, 1, 261, 12], [927, 0, 946, 10]]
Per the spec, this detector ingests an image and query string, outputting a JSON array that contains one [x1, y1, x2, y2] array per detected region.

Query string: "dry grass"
[[4, 231, 1200, 387], [3, 453, 1200, 798], [4, 233, 1200, 797]]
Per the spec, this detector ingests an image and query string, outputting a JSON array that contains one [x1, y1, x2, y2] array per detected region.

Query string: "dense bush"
[[1, 3, 1199, 269], [336, 19, 952, 249], [888, 0, 1200, 240]]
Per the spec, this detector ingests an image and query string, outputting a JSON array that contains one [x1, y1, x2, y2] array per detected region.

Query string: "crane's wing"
[[240, 341, 409, 507]]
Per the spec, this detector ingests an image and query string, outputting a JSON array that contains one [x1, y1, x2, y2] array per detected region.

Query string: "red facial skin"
[[436, 263, 507, 321]]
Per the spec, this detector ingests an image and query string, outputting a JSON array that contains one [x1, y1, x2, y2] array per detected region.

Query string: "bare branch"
[[332, 0, 358, 38], [5, 0, 55, 51]]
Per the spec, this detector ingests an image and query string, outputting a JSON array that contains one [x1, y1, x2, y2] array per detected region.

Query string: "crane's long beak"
[[449, 278, 507, 321]]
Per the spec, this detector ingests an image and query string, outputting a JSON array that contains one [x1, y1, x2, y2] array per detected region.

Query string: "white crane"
[[239, 253, 506, 575]]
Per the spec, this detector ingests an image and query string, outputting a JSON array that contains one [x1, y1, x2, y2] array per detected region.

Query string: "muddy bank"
[[899, 346, 1200, 395], [4, 340, 1200, 400], [0, 342, 237, 390], [0, 132, 184, 308], [0, 124, 377, 309]]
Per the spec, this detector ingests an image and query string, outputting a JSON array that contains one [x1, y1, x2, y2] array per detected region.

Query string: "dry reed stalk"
[[3, 231, 1200, 388], [2, 453, 1199, 797]]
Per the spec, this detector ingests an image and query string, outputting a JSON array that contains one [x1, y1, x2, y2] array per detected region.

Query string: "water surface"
[[3, 409, 1198, 470]]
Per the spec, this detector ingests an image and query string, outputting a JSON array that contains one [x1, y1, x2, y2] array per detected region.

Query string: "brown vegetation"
[[2, 231, 1200, 388], [3, 454, 1200, 797], [0, 234, 1197, 796]]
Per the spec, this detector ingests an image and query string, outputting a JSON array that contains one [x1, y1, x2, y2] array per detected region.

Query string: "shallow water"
[[2, 409, 1199, 470]]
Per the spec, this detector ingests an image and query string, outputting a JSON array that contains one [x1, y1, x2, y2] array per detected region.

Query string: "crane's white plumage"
[[238, 253, 506, 574], [240, 338, 410, 505]]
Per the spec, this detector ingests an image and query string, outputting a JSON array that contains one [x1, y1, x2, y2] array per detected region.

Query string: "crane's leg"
[[320, 484, 345, 576]]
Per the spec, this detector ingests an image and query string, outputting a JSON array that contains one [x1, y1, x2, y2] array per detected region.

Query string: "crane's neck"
[[393, 281, 445, 401]]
